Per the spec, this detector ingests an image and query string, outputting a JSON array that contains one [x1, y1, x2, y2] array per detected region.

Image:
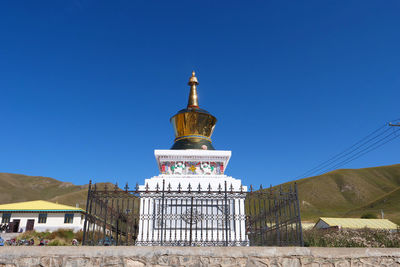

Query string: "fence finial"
[[135, 183, 139, 193], [178, 183, 182, 192], [167, 182, 172, 192], [124, 182, 129, 192]]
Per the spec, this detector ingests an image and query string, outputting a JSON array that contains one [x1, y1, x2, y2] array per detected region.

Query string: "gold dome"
[[170, 72, 217, 150]]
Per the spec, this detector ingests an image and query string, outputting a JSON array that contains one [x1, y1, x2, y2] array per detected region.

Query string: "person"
[[0, 236, 4, 246]]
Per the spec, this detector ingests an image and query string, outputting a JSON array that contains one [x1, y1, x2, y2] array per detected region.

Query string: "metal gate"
[[82, 181, 303, 246]]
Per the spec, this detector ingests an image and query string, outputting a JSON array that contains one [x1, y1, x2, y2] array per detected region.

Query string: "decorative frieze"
[[160, 161, 224, 175]]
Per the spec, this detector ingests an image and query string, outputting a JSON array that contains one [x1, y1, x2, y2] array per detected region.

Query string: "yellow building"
[[314, 217, 399, 231]]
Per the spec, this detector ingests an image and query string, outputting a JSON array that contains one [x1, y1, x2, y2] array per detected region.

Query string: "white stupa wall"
[[136, 149, 248, 246]]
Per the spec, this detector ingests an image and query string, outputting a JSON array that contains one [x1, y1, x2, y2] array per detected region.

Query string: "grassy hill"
[[1, 164, 399, 225], [0, 173, 113, 209], [280, 164, 400, 225]]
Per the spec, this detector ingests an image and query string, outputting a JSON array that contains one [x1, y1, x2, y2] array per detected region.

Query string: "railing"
[[82, 181, 303, 246]]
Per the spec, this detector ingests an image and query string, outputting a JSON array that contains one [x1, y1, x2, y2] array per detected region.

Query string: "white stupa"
[[136, 72, 248, 246]]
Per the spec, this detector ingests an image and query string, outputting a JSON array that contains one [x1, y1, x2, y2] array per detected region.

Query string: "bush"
[[361, 213, 378, 219], [48, 239, 62, 246], [303, 228, 400, 247], [14, 229, 80, 246], [74, 230, 84, 243]]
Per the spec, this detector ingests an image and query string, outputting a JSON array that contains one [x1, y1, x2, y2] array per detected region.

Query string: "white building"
[[0, 200, 85, 233], [136, 72, 248, 246]]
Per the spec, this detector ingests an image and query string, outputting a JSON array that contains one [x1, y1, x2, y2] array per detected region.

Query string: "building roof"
[[0, 200, 85, 213], [317, 217, 398, 230]]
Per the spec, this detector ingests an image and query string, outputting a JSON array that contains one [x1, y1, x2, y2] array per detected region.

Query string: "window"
[[1, 213, 11, 223], [38, 213, 47, 224], [64, 213, 74, 224]]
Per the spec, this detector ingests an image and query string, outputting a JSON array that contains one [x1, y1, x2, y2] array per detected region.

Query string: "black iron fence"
[[82, 181, 303, 246]]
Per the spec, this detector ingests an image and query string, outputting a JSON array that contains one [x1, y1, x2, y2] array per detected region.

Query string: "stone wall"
[[0, 246, 399, 267]]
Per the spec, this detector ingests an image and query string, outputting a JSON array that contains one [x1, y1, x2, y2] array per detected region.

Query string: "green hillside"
[[281, 164, 400, 225], [1, 164, 400, 225], [0, 173, 114, 210], [0, 173, 88, 205], [346, 187, 400, 224]]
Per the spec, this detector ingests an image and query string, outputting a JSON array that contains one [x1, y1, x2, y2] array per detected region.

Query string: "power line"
[[295, 124, 388, 179], [296, 118, 400, 179], [315, 127, 400, 175]]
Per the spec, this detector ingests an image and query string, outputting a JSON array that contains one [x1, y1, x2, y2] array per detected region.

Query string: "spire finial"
[[187, 71, 199, 108]]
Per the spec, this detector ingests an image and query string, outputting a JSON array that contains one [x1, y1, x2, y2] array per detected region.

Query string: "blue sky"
[[0, 1, 399, 187]]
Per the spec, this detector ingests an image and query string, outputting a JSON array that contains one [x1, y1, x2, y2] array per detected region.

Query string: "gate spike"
[[187, 183, 192, 192], [145, 183, 149, 192], [197, 183, 202, 192], [156, 182, 160, 192], [167, 182, 172, 192], [178, 183, 182, 192], [135, 183, 139, 193], [114, 182, 118, 191], [207, 183, 212, 193], [240, 184, 243, 193], [250, 184, 253, 193], [230, 183, 234, 193], [124, 182, 129, 192], [260, 184, 263, 190], [218, 183, 222, 193]]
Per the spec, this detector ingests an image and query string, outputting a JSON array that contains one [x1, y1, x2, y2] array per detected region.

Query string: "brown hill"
[[280, 164, 400, 225], [1, 164, 399, 225], [0, 173, 114, 209]]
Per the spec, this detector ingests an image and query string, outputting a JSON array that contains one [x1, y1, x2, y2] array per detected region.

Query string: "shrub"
[[361, 213, 378, 219], [303, 228, 400, 247], [48, 239, 62, 246], [74, 230, 84, 243]]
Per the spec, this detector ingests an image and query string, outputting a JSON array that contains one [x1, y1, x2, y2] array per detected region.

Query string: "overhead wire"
[[315, 126, 400, 175], [296, 118, 400, 179], [295, 124, 387, 179]]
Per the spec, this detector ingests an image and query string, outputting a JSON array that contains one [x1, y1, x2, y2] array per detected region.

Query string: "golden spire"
[[187, 71, 199, 108]]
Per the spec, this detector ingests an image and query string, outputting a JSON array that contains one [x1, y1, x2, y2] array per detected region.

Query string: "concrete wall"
[[0, 247, 399, 267]]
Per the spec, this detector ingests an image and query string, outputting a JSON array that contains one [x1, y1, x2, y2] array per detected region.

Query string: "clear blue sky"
[[1, 1, 399, 187]]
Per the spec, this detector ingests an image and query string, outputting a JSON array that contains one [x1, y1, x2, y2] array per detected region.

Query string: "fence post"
[[82, 180, 92, 245], [160, 179, 165, 245], [274, 189, 280, 246], [224, 181, 229, 246], [294, 183, 304, 246], [189, 195, 194, 246]]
